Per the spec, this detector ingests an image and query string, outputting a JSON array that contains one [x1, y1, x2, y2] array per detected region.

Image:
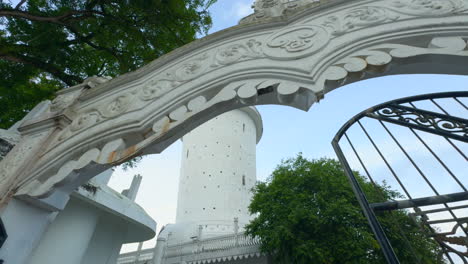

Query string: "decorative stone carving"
[[59, 94, 132, 138], [16, 138, 126, 198], [59, 40, 264, 141], [147, 77, 317, 144], [16, 148, 102, 198], [2, 0, 468, 206], [174, 54, 210, 82], [242, 0, 322, 24], [322, 37, 468, 89], [322, 0, 467, 36], [390, 0, 466, 16], [214, 40, 263, 66], [0, 131, 48, 194], [100, 95, 132, 118], [62, 0, 468, 141], [260, 0, 279, 9], [139, 79, 175, 101], [69, 112, 101, 133], [139, 54, 210, 102], [50, 76, 111, 112], [50, 92, 80, 112], [264, 25, 329, 59], [324, 6, 399, 36], [84, 76, 112, 88], [244, 0, 467, 25]]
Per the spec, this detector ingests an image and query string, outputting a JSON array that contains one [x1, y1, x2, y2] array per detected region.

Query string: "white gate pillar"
[[27, 199, 100, 264]]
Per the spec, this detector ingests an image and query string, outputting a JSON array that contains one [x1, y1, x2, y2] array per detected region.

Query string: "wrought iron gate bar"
[[446, 137, 468, 161], [411, 204, 468, 216], [387, 91, 467, 105], [371, 191, 468, 211], [331, 141, 400, 264], [408, 101, 468, 161], [378, 120, 440, 195], [408, 128, 467, 192], [430, 98, 451, 115], [365, 104, 468, 143], [357, 121, 412, 199], [333, 91, 468, 143], [343, 133, 377, 186], [426, 217, 468, 225], [377, 120, 467, 236], [332, 91, 468, 264], [454, 97, 468, 110]]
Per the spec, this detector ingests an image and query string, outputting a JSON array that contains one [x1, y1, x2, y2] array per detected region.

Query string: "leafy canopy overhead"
[[246, 155, 444, 264], [0, 0, 216, 128]]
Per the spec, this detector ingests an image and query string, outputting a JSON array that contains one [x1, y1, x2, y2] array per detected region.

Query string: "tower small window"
[[243, 123, 245, 132], [186, 149, 189, 158], [242, 175, 245, 186]]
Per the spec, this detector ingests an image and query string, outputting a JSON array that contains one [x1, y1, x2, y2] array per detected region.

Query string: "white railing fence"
[[117, 232, 261, 264]]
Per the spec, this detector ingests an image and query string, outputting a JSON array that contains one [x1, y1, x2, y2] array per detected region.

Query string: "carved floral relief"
[[324, 6, 400, 36], [390, 0, 466, 16], [214, 40, 263, 66], [7, 0, 468, 203], [174, 53, 210, 81], [139, 79, 175, 101], [264, 25, 329, 59], [260, 0, 279, 9], [56, 0, 468, 140], [69, 112, 101, 132], [100, 95, 132, 118]]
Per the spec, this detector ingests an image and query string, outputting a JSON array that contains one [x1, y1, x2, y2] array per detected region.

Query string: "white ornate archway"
[[1, 0, 467, 206]]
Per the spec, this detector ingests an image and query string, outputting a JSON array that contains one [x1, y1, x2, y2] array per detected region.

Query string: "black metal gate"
[[332, 91, 468, 263]]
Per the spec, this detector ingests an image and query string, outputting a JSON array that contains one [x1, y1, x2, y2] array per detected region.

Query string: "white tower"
[[172, 107, 262, 241]]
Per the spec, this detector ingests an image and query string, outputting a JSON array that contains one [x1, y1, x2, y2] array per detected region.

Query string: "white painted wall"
[[27, 199, 100, 264], [81, 216, 126, 264], [176, 108, 262, 230], [0, 199, 58, 264], [90, 169, 113, 186]]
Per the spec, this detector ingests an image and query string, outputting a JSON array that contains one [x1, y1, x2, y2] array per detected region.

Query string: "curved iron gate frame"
[[332, 91, 468, 264]]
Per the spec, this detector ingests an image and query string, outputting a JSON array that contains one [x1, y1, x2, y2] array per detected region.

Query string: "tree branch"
[[15, 0, 28, 10], [0, 52, 83, 86], [0, 9, 66, 24], [65, 25, 123, 58], [0, 9, 103, 25]]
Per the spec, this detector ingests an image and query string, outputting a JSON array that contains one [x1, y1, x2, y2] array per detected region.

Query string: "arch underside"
[[1, 0, 467, 202]]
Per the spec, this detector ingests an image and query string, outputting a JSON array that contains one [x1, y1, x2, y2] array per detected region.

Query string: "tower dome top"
[[238, 106, 263, 144]]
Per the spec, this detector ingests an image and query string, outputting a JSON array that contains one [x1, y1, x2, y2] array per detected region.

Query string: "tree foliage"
[[246, 155, 444, 264], [0, 0, 216, 128]]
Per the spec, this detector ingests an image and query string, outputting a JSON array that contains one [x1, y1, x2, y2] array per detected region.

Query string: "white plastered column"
[[80, 216, 126, 264], [27, 199, 100, 264]]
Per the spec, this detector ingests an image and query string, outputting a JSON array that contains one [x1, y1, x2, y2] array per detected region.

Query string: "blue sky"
[[109, 0, 468, 251]]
